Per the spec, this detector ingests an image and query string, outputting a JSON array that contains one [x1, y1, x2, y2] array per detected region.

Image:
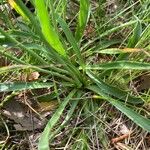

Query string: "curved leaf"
[[75, 0, 90, 42], [38, 89, 77, 150], [86, 71, 143, 105], [8, 0, 29, 20], [34, 0, 66, 57], [128, 20, 142, 48], [89, 85, 150, 132]]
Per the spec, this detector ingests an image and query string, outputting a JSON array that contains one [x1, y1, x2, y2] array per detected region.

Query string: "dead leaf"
[[122, 48, 141, 53], [28, 72, 40, 81], [2, 99, 45, 131]]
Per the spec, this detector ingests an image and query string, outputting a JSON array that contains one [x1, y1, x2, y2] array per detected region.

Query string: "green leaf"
[[36, 91, 64, 102], [0, 27, 47, 65], [86, 71, 143, 105], [89, 85, 150, 132], [84, 40, 121, 57], [0, 82, 53, 92], [8, 0, 29, 21], [0, 65, 72, 82], [49, 97, 80, 141], [0, 46, 27, 65], [14, 0, 42, 37], [34, 0, 66, 57], [118, 20, 142, 60], [85, 20, 137, 48], [136, 24, 150, 48], [56, 15, 84, 67], [75, 0, 90, 42], [94, 48, 124, 54], [128, 20, 142, 48], [84, 61, 150, 70], [108, 100, 150, 132], [38, 89, 77, 150]]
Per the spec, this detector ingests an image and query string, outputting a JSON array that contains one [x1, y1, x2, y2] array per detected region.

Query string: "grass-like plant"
[[0, 0, 150, 149]]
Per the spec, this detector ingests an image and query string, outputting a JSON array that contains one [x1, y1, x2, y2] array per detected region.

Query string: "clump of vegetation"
[[0, 0, 150, 149]]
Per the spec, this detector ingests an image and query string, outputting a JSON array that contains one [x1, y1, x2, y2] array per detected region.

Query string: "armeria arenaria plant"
[[0, 0, 150, 149]]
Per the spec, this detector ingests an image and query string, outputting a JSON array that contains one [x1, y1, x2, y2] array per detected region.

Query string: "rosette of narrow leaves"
[[0, 1, 150, 150]]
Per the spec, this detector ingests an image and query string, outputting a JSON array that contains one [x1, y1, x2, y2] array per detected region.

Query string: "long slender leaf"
[[128, 20, 142, 48], [75, 0, 90, 42], [0, 65, 72, 82], [108, 100, 150, 132], [0, 82, 53, 92], [38, 89, 77, 150], [0, 27, 47, 65], [8, 0, 29, 20], [49, 97, 80, 141], [89, 85, 150, 132], [84, 61, 150, 70], [136, 24, 150, 48], [56, 15, 85, 68], [0, 46, 27, 65], [34, 0, 66, 57], [86, 71, 143, 104], [119, 20, 142, 60]]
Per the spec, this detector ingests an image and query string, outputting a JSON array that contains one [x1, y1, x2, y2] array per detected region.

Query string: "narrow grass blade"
[[13, 0, 67, 60], [0, 82, 53, 92], [14, 0, 42, 37], [34, 0, 66, 57], [128, 20, 142, 48], [89, 85, 150, 132], [85, 20, 137, 48], [38, 89, 77, 150], [84, 61, 150, 70], [0, 47, 27, 65], [136, 24, 150, 48], [100, 20, 137, 39], [49, 97, 80, 141], [75, 0, 90, 42], [0, 65, 72, 82], [8, 0, 29, 20], [86, 71, 143, 105], [56, 15, 85, 67], [36, 91, 64, 102], [119, 20, 142, 60], [83, 39, 121, 50], [108, 99, 150, 132], [0, 27, 48, 65]]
